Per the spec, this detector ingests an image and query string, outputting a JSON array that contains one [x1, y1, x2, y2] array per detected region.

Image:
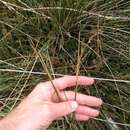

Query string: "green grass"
[[0, 0, 130, 129]]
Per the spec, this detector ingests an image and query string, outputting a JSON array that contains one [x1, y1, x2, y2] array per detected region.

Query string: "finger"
[[52, 91, 102, 106], [75, 105, 99, 117], [49, 101, 78, 119], [75, 114, 90, 121], [55, 117, 64, 120], [43, 76, 94, 92], [70, 113, 90, 121]]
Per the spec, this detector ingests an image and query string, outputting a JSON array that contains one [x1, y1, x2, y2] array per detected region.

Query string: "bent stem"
[[29, 38, 61, 102]]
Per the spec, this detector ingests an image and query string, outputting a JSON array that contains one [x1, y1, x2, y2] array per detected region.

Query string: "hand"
[[0, 76, 102, 130]]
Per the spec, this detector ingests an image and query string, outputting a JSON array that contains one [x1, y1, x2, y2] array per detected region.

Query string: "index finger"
[[44, 76, 94, 91]]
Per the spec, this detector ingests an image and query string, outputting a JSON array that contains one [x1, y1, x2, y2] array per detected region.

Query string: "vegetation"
[[0, 0, 130, 129]]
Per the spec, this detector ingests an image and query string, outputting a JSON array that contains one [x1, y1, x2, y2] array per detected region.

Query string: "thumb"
[[50, 101, 78, 119]]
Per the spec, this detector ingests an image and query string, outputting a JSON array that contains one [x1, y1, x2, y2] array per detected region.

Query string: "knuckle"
[[42, 104, 52, 116], [37, 82, 45, 88], [36, 82, 50, 91]]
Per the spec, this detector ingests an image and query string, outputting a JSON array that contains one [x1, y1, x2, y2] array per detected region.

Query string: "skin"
[[0, 76, 102, 130]]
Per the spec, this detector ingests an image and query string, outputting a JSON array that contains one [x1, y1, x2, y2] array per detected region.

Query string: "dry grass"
[[0, 0, 130, 129]]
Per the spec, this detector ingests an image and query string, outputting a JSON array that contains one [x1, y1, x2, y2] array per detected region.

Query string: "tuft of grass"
[[0, 0, 130, 129]]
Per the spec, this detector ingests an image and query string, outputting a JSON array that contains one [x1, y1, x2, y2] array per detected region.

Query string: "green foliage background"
[[0, 0, 130, 129]]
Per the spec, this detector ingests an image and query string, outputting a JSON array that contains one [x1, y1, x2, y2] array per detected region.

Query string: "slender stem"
[[29, 39, 61, 102]]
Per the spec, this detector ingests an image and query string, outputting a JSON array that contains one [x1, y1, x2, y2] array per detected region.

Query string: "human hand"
[[0, 76, 102, 130]]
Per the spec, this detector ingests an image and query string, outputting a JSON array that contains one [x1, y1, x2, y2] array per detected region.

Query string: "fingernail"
[[99, 99, 103, 105], [71, 101, 78, 110], [95, 110, 100, 116]]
